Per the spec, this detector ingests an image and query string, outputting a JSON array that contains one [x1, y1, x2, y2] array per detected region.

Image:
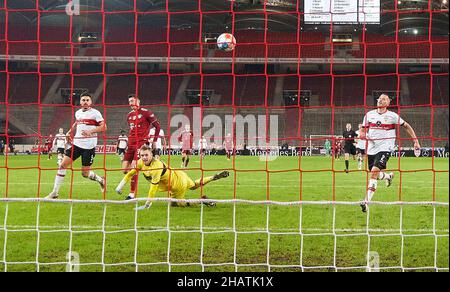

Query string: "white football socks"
[[57, 155, 63, 166], [88, 171, 103, 183], [358, 157, 363, 170], [52, 168, 67, 194], [366, 179, 378, 203], [377, 172, 391, 181]]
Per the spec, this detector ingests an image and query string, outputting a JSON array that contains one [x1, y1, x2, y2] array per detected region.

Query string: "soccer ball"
[[217, 33, 236, 52]]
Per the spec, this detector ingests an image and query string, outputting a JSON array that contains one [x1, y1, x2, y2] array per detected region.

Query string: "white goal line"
[[1, 182, 449, 190], [2, 260, 447, 272], [0, 197, 448, 207], [2, 225, 448, 234]]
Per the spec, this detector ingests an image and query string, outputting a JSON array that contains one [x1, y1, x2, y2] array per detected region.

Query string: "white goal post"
[[308, 135, 343, 156]]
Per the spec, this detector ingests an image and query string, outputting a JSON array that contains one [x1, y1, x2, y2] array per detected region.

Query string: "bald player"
[[359, 94, 421, 213]]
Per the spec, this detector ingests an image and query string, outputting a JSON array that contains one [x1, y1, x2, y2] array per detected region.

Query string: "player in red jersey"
[[334, 139, 342, 160], [46, 134, 54, 160], [178, 124, 194, 168], [122, 94, 161, 200], [223, 133, 234, 160]]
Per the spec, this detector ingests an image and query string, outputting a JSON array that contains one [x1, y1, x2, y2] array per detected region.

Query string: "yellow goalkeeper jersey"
[[124, 158, 194, 198]]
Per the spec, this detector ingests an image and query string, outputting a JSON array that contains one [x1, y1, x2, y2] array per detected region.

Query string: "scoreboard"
[[304, 0, 380, 24]]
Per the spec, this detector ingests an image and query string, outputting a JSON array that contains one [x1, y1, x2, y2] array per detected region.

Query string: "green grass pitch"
[[0, 154, 448, 272]]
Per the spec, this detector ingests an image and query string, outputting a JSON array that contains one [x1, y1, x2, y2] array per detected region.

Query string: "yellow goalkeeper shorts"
[[169, 170, 195, 200]]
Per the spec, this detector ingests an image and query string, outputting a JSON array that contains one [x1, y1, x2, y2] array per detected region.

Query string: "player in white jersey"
[[149, 127, 166, 159], [198, 136, 208, 159], [46, 93, 107, 199], [355, 124, 366, 170], [53, 128, 67, 166], [359, 94, 420, 212], [116, 130, 128, 160]]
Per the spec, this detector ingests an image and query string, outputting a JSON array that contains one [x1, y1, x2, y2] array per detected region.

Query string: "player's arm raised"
[[402, 121, 421, 150]]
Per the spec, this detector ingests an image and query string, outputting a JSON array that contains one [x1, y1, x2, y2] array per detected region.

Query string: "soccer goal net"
[[0, 0, 449, 272], [0, 198, 448, 272]]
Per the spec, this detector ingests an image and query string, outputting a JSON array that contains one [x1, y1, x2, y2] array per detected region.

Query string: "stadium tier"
[[2, 24, 450, 59]]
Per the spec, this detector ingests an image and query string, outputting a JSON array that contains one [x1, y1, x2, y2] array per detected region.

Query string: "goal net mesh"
[[0, 0, 448, 272]]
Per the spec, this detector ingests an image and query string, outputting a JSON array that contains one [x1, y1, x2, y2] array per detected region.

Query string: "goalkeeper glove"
[[135, 202, 152, 211]]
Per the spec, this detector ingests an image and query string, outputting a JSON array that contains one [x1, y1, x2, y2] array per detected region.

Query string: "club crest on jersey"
[[376, 121, 382, 127], [130, 114, 143, 121]]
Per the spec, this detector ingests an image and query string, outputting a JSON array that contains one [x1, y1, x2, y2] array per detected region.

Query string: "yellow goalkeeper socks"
[[193, 176, 215, 189]]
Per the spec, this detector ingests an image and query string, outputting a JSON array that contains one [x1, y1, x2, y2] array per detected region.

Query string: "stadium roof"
[[1, 0, 448, 35]]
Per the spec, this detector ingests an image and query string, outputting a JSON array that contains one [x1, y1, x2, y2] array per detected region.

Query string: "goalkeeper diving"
[[115, 145, 230, 209]]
